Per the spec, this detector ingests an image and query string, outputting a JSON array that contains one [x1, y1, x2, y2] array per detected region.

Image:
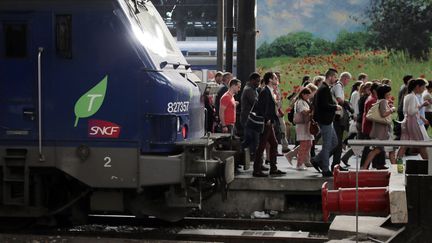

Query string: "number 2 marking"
[[104, 157, 112, 168]]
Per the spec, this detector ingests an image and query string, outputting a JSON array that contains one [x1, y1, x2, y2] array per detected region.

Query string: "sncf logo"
[[88, 119, 121, 138]]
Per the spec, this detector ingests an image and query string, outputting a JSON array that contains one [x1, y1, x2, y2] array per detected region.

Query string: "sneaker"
[[333, 164, 348, 172], [296, 164, 306, 171], [282, 147, 290, 153], [339, 166, 348, 171], [322, 171, 333, 177], [304, 161, 313, 167], [311, 158, 322, 173], [269, 169, 287, 176], [341, 159, 350, 167], [252, 171, 268, 177], [284, 150, 296, 166], [374, 165, 389, 170], [261, 165, 270, 171]]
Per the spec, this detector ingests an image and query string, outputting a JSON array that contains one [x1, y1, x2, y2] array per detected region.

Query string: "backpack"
[[287, 104, 295, 125]]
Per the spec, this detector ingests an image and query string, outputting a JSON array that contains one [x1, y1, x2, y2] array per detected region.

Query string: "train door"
[[0, 13, 50, 141]]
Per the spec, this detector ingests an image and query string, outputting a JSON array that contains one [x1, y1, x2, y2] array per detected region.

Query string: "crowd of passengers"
[[202, 69, 432, 178]]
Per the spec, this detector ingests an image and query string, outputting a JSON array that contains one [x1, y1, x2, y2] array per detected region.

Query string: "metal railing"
[[347, 139, 432, 242]]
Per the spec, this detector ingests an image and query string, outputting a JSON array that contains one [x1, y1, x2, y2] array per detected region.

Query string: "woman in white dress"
[[397, 78, 430, 159]]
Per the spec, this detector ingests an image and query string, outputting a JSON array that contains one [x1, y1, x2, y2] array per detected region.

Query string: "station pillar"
[[237, 0, 256, 87]]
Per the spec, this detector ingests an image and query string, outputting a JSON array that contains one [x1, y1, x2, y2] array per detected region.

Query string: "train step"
[[5, 148, 28, 156], [2, 148, 29, 206]]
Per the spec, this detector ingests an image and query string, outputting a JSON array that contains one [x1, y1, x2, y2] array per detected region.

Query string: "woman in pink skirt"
[[290, 87, 314, 170], [397, 78, 430, 159]]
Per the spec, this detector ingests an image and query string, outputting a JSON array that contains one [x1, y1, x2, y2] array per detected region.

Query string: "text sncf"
[[88, 119, 121, 138]]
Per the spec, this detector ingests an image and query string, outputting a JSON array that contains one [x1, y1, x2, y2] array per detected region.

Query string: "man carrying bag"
[[252, 72, 286, 177]]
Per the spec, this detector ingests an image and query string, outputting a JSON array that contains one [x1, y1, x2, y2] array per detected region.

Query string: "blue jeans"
[[242, 126, 260, 158], [314, 123, 338, 172]]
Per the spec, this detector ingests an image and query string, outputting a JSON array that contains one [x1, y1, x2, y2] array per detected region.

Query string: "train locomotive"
[[0, 0, 235, 223]]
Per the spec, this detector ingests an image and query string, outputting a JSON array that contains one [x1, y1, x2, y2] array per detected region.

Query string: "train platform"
[[201, 145, 344, 220], [232, 148, 330, 192]]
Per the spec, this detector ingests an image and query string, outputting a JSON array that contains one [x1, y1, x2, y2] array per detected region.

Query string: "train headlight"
[[182, 125, 188, 139]]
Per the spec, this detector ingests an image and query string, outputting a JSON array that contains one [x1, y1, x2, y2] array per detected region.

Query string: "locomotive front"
[[0, 0, 235, 223]]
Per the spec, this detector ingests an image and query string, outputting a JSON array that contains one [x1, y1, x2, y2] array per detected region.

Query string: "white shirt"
[[403, 93, 420, 116], [331, 81, 344, 116], [350, 90, 360, 117], [332, 81, 345, 100], [267, 85, 277, 101]]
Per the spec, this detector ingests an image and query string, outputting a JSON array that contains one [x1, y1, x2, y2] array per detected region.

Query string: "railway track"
[[0, 216, 329, 242]]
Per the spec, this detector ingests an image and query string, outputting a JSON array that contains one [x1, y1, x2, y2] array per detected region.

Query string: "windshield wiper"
[[160, 61, 191, 70], [134, 0, 149, 13]]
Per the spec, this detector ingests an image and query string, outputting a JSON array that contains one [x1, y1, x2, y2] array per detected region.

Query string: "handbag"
[[309, 119, 320, 136], [366, 100, 392, 124], [308, 99, 319, 135]]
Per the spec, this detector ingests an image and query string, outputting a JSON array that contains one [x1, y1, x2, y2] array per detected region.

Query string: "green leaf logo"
[[74, 75, 108, 127]]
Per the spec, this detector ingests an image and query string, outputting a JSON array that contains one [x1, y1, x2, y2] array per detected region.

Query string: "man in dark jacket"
[[252, 72, 286, 177], [312, 68, 342, 177], [241, 72, 261, 160]]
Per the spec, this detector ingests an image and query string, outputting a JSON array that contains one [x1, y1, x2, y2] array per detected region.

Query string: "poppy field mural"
[[257, 50, 432, 114]]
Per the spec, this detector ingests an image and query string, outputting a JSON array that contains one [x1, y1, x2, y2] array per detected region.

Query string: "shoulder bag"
[[366, 100, 392, 124], [246, 102, 265, 133]]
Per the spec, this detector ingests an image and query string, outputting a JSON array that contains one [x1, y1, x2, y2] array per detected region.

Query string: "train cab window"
[[189, 51, 210, 56], [55, 15, 72, 59], [3, 23, 27, 58]]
